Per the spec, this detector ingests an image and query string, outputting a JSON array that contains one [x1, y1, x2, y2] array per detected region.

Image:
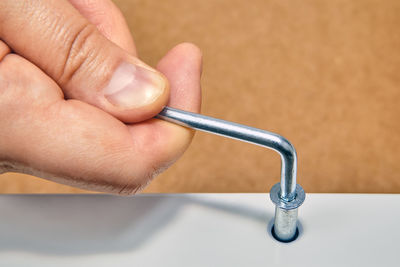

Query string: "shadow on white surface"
[[0, 194, 271, 256]]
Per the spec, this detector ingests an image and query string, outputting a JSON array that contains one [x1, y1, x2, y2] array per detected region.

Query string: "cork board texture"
[[0, 0, 399, 193]]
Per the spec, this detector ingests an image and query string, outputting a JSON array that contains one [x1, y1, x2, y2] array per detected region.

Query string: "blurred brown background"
[[1, 0, 399, 193]]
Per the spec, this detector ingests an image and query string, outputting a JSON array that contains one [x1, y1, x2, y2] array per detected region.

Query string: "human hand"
[[0, 0, 202, 194]]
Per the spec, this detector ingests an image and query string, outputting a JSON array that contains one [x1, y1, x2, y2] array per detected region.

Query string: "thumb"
[[0, 0, 168, 123]]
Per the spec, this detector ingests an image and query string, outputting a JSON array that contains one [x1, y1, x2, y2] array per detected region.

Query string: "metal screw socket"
[[270, 183, 305, 242]]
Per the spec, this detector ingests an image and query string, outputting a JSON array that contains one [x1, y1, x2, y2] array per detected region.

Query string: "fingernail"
[[103, 62, 165, 108]]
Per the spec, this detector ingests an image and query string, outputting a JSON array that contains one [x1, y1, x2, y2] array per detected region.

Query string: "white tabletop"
[[0, 193, 398, 266]]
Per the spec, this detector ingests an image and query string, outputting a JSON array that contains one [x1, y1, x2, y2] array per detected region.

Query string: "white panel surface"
[[0, 194, 398, 266]]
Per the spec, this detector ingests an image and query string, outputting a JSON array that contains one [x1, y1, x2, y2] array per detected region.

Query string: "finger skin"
[[0, 43, 202, 194], [0, 41, 10, 61], [68, 0, 136, 55], [158, 43, 202, 112], [0, 0, 168, 123]]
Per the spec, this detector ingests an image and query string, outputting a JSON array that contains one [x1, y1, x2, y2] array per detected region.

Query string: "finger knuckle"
[[58, 23, 99, 86]]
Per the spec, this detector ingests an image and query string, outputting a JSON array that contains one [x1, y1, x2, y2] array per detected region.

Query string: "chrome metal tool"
[[156, 106, 305, 242]]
